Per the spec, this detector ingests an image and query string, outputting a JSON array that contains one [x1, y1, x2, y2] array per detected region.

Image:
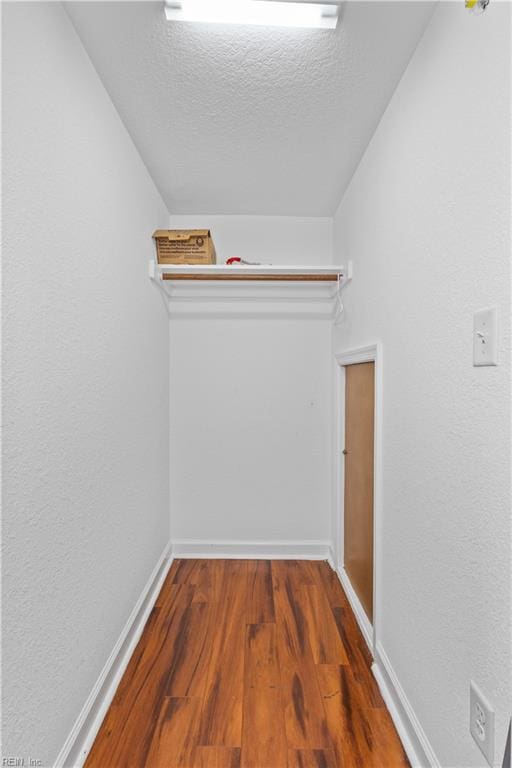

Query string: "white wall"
[[168, 215, 333, 550], [332, 3, 511, 766], [168, 214, 333, 265], [2, 4, 170, 765], [170, 315, 332, 548]]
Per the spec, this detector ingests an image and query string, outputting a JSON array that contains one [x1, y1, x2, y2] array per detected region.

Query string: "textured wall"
[[168, 215, 333, 265], [170, 316, 332, 545], [2, 4, 170, 764], [168, 215, 333, 547], [332, 3, 511, 766]]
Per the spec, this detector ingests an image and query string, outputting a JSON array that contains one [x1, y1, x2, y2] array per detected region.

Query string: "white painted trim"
[[331, 352, 344, 572], [54, 543, 173, 768], [171, 539, 331, 560], [335, 343, 381, 367], [155, 263, 345, 277], [155, 262, 345, 317], [333, 342, 383, 657], [336, 566, 373, 652], [372, 642, 441, 768]]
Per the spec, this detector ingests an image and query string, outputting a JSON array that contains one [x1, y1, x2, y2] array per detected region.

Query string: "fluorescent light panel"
[[164, 0, 340, 29]]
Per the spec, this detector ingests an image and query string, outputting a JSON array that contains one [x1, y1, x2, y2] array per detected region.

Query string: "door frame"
[[333, 342, 383, 657]]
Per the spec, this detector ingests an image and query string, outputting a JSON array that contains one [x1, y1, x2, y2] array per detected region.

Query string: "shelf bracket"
[[333, 260, 353, 325], [149, 260, 171, 315]]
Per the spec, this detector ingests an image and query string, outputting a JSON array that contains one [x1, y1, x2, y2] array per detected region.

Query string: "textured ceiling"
[[66, 1, 434, 215]]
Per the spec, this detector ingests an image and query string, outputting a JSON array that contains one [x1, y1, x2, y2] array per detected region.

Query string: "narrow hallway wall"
[[332, 3, 511, 766], [168, 215, 334, 265], [170, 315, 332, 549], [2, 4, 170, 764], [168, 215, 333, 552]]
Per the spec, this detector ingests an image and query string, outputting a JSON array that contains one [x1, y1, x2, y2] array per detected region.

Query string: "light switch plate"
[[473, 308, 498, 366], [470, 681, 495, 766]]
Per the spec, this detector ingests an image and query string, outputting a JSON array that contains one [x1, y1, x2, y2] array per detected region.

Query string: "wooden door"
[[343, 362, 375, 623]]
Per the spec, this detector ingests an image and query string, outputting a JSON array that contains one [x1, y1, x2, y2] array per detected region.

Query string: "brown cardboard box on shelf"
[[152, 229, 217, 265]]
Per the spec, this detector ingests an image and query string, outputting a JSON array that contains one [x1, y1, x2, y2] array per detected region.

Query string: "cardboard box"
[[153, 229, 216, 264]]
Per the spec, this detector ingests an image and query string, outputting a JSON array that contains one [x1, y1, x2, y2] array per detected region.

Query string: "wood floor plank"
[[332, 605, 372, 667], [287, 749, 337, 768], [242, 682, 284, 766], [85, 585, 194, 767], [316, 664, 370, 720], [198, 560, 248, 747], [271, 561, 310, 657], [170, 558, 203, 585], [246, 560, 275, 623], [192, 560, 224, 604], [294, 560, 319, 587], [272, 563, 331, 750], [171, 558, 224, 601], [316, 663, 397, 768], [245, 620, 278, 667], [86, 560, 408, 768], [300, 585, 349, 665], [166, 602, 215, 698], [83, 705, 123, 768], [316, 663, 366, 768], [192, 747, 241, 767], [275, 624, 331, 749], [241, 624, 287, 768], [332, 606, 385, 708], [277, 560, 316, 590], [322, 704, 408, 768], [358, 708, 410, 768], [144, 697, 201, 767], [154, 574, 178, 609], [313, 562, 351, 609], [111, 606, 161, 706]]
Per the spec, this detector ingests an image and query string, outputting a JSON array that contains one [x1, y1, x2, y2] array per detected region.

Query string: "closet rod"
[[161, 273, 339, 282]]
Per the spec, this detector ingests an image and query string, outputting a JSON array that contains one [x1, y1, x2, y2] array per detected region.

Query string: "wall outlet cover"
[[470, 680, 495, 766]]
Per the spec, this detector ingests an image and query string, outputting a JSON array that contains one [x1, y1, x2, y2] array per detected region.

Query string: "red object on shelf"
[[225, 257, 264, 266]]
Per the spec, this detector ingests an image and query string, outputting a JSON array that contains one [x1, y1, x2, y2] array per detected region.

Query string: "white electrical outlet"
[[473, 308, 498, 366], [470, 681, 495, 766]]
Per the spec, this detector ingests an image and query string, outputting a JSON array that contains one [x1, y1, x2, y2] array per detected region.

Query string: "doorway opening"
[[334, 344, 382, 655]]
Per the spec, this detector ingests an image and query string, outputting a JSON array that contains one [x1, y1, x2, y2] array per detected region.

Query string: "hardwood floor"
[[85, 560, 409, 768]]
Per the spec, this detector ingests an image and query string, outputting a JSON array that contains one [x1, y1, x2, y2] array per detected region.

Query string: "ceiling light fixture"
[[164, 0, 340, 29]]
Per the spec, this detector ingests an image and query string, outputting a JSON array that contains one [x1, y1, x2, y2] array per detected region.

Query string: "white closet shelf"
[[150, 263, 346, 281], [148, 261, 352, 321]]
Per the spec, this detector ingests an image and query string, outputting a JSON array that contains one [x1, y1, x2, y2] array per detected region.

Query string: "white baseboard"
[[333, 566, 438, 767], [54, 542, 173, 768], [171, 539, 331, 560], [327, 546, 336, 571], [372, 642, 440, 768], [335, 566, 373, 652]]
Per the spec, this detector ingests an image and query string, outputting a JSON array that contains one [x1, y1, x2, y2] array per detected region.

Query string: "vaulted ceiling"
[[66, 1, 434, 216]]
